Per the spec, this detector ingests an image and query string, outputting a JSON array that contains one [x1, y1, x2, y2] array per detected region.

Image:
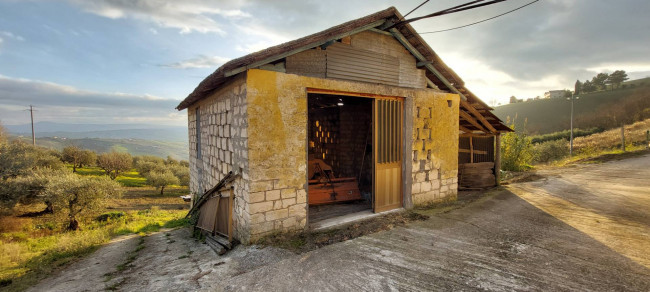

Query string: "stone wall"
[[187, 74, 251, 243], [411, 94, 460, 205]]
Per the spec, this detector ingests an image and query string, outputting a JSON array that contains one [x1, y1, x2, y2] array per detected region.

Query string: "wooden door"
[[373, 98, 403, 212]]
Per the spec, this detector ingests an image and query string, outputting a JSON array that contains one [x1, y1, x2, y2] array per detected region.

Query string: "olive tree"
[[145, 170, 179, 195], [46, 172, 122, 230], [97, 151, 132, 180]]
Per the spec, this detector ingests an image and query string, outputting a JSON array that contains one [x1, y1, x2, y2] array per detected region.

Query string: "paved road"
[[31, 154, 650, 291]]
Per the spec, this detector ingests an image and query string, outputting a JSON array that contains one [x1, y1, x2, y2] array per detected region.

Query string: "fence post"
[[646, 130, 649, 149], [621, 126, 626, 152]]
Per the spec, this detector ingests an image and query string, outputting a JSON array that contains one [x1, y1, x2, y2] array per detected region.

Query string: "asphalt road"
[[29, 154, 650, 291]]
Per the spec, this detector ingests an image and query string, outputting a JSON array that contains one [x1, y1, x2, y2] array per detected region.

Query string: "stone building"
[[176, 7, 510, 244]]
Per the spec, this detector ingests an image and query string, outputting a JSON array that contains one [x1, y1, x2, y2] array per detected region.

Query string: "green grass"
[[70, 166, 147, 187], [0, 193, 189, 291]]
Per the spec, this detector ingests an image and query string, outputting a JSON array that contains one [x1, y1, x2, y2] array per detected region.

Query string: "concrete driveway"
[[30, 154, 650, 291], [221, 154, 650, 291]]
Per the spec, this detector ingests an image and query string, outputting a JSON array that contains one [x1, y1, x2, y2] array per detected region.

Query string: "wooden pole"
[[495, 134, 501, 186], [621, 126, 626, 152], [469, 136, 474, 163]]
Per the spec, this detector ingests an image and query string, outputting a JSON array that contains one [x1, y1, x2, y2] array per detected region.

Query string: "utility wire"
[[394, 0, 507, 27], [419, 0, 540, 34], [402, 0, 430, 20]]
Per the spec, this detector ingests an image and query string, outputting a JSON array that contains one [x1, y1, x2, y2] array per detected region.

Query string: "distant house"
[[544, 90, 565, 99], [176, 7, 510, 244]]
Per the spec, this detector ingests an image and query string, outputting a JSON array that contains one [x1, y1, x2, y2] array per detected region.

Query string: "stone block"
[[265, 209, 288, 221], [281, 188, 296, 199], [273, 200, 283, 210], [266, 189, 281, 201], [412, 182, 421, 194], [415, 172, 426, 183], [250, 201, 273, 214], [289, 204, 307, 217], [282, 217, 297, 229], [296, 189, 307, 204], [421, 181, 432, 192], [251, 221, 274, 235], [250, 213, 265, 224], [282, 198, 296, 208], [250, 180, 273, 192], [249, 191, 265, 203]]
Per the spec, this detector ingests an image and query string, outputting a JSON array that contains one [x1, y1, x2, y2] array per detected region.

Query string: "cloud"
[[69, 0, 250, 34], [0, 31, 25, 41], [161, 55, 230, 69], [0, 75, 183, 125]]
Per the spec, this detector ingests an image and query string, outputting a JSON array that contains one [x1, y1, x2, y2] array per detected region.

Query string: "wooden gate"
[[195, 188, 233, 241], [373, 98, 403, 212]]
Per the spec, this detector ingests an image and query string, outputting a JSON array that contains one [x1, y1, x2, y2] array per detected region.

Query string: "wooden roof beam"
[[460, 100, 497, 133], [459, 125, 472, 134], [459, 110, 487, 133], [389, 28, 467, 101]]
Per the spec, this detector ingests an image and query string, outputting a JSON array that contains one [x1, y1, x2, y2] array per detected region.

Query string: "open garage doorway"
[[307, 92, 374, 228]]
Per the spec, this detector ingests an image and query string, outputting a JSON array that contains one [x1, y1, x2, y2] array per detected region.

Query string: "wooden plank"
[[460, 100, 497, 133], [389, 28, 467, 101], [225, 19, 386, 77], [459, 110, 486, 133], [459, 149, 488, 155]]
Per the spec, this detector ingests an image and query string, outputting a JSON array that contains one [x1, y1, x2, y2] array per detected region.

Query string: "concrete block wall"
[[188, 75, 251, 243]]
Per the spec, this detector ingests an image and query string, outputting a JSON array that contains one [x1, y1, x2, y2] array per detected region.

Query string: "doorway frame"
[[305, 88, 407, 226]]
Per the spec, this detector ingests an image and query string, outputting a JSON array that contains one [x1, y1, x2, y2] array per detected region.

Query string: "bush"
[[501, 119, 533, 171], [533, 139, 569, 163]]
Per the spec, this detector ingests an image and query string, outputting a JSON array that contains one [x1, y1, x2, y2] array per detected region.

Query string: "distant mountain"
[[15, 136, 189, 161], [5, 122, 187, 142]]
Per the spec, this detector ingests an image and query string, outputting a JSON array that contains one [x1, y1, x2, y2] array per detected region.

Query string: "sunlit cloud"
[[161, 55, 230, 69]]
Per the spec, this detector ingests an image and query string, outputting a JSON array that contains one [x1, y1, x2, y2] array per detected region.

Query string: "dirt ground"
[[28, 154, 650, 291]]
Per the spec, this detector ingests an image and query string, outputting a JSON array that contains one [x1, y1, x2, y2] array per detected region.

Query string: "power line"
[[402, 0, 430, 20], [419, 0, 540, 34], [393, 0, 508, 28]]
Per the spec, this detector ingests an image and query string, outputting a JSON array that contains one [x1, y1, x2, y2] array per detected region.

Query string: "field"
[[494, 84, 650, 134], [0, 166, 190, 291]]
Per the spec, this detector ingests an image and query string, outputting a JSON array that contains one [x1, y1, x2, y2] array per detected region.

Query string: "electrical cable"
[[419, 0, 540, 34]]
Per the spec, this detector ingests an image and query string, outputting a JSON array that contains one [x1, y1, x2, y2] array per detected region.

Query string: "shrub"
[[533, 139, 569, 163], [501, 119, 533, 171]]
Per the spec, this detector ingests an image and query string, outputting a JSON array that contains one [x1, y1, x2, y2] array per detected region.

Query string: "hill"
[[14, 136, 189, 160], [5, 122, 187, 142], [494, 84, 650, 134]]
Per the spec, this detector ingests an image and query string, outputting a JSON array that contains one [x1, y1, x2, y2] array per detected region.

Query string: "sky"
[[0, 0, 648, 126]]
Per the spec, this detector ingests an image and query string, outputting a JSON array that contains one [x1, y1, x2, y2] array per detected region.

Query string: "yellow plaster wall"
[[410, 93, 460, 205], [245, 69, 459, 239]]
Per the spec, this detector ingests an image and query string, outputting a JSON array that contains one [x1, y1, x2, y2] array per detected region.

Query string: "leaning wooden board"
[[308, 177, 362, 205]]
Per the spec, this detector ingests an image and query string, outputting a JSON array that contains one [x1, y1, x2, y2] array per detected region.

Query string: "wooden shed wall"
[[285, 30, 427, 89]]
